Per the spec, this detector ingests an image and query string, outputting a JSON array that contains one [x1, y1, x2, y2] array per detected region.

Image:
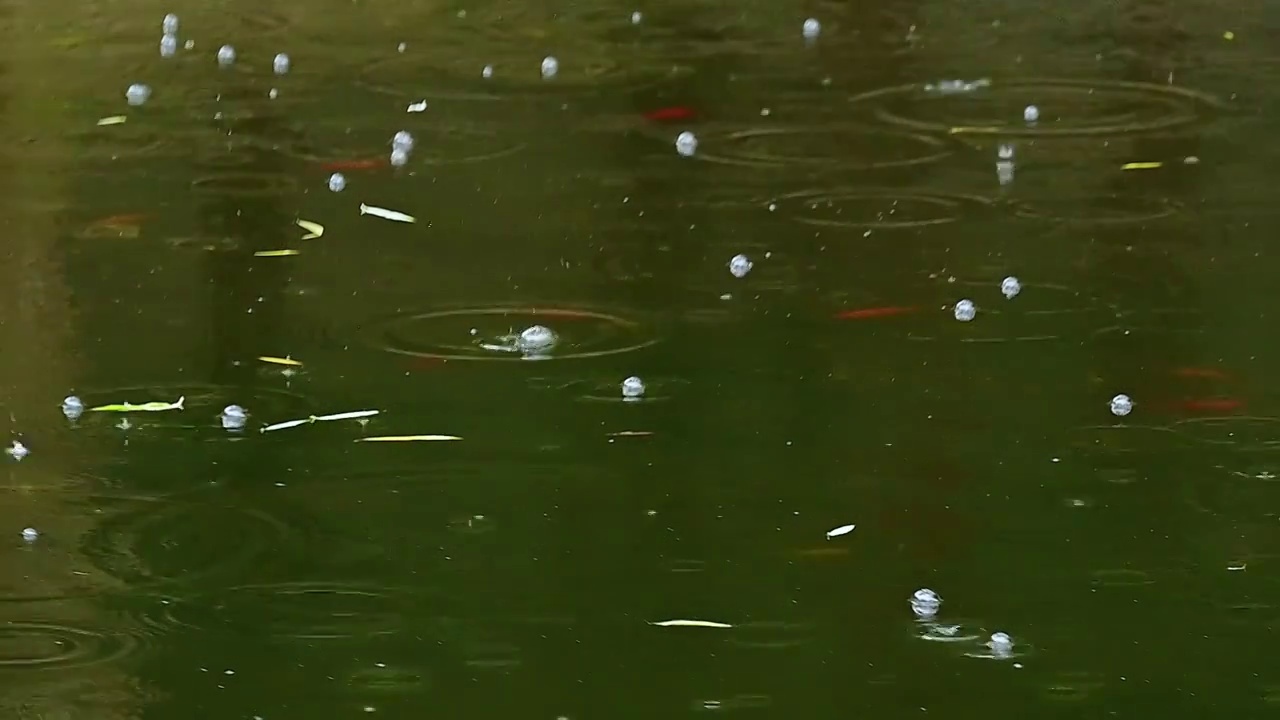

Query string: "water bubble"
[[675, 131, 698, 157], [21, 527, 37, 542], [911, 588, 941, 618], [482, 65, 494, 79], [517, 325, 557, 353], [220, 405, 247, 431], [390, 147, 410, 168], [391, 131, 415, 153], [988, 631, 1014, 656], [61, 395, 83, 421], [998, 143, 1015, 160], [540, 56, 559, 79], [272, 53, 291, 75], [217, 45, 236, 67], [802, 18, 821, 39], [953, 299, 976, 322], [1110, 394, 1133, 417], [728, 254, 753, 278], [631, 11, 643, 24], [125, 83, 151, 107], [162, 13, 179, 35], [1024, 104, 1040, 123], [1001, 276, 1021, 299], [328, 173, 346, 192], [621, 376, 646, 399], [160, 34, 178, 58], [6, 441, 28, 461], [268, 88, 279, 100]]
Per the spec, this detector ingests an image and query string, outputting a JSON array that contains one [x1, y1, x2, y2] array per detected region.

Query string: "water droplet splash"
[[217, 45, 237, 67], [392, 131, 415, 153], [221, 405, 248, 431], [273, 52, 291, 75], [161, 13, 179, 35], [1001, 276, 1021, 299], [125, 83, 151, 107], [21, 527, 37, 542], [5, 440, 28, 461], [621, 376, 646, 400], [61, 395, 83, 421], [802, 18, 821, 40], [540, 56, 559, 80], [953, 299, 976, 322], [390, 147, 410, 167], [1024, 104, 1040, 123], [1110, 394, 1133, 417], [988, 632, 1014, 657], [517, 325, 557, 354], [675, 131, 698, 157], [160, 34, 178, 58], [728, 254, 753, 278], [911, 588, 941, 618], [328, 173, 346, 192]]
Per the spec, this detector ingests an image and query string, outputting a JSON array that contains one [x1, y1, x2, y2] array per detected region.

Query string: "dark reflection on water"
[[4, 0, 1278, 716]]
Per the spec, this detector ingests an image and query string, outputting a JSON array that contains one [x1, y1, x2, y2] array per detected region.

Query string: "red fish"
[[643, 106, 696, 122], [318, 157, 383, 172], [834, 306, 919, 320]]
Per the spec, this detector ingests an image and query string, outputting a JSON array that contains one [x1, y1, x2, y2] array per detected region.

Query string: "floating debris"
[[97, 115, 127, 126], [254, 249, 299, 257], [355, 435, 462, 442], [260, 409, 380, 433], [296, 219, 324, 239], [359, 204, 416, 223], [1121, 161, 1163, 171], [258, 355, 303, 367], [406, 100, 428, 113], [825, 524, 856, 539], [649, 619, 733, 629]]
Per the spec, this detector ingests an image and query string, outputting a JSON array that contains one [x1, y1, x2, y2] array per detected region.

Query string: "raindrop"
[[482, 65, 494, 79], [802, 18, 821, 39], [125, 83, 151, 107], [328, 173, 346, 192], [217, 45, 237, 67], [391, 131, 415, 153], [21, 527, 37, 542], [273, 53, 291, 75], [728, 254, 753, 278], [1110, 394, 1133, 417], [953, 299, 976, 322], [160, 34, 178, 58], [6, 441, 28, 461], [220, 405, 247, 431], [911, 588, 941, 618], [397, 42, 407, 53], [390, 147, 410, 167], [540, 56, 559, 79], [61, 395, 83, 421], [517, 325, 557, 353], [621, 376, 646, 399], [988, 631, 1013, 656], [675, 131, 698, 157], [998, 143, 1015, 160], [1024, 104, 1040, 123], [631, 11, 643, 24], [1001, 276, 1021, 299], [162, 13, 179, 35]]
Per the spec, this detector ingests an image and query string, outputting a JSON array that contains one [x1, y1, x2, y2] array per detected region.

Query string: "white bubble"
[[391, 130, 414, 152], [221, 404, 247, 431], [802, 18, 821, 39], [5, 441, 28, 461], [61, 395, 83, 421], [390, 147, 410, 167], [953, 299, 976, 322], [268, 88, 279, 100], [162, 13, 179, 35], [997, 143, 1015, 160], [1001, 276, 1021, 299], [631, 11, 643, 24], [518, 325, 557, 352], [622, 376, 646, 399], [21, 527, 37, 542], [728, 254, 753, 278], [397, 42, 407, 53], [989, 632, 1013, 652], [125, 83, 151, 107], [328, 173, 346, 192], [541, 56, 559, 79], [1110, 394, 1133, 417], [1024, 104, 1039, 123], [911, 588, 941, 618], [675, 131, 698, 157], [160, 34, 178, 58], [217, 44, 236, 67], [272, 52, 291, 75], [482, 65, 494, 78]]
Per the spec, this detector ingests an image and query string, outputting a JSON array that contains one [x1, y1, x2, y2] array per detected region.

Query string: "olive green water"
[[1, 0, 1278, 716]]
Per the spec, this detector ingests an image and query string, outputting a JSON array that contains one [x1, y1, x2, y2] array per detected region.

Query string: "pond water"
[[0, 0, 1275, 716]]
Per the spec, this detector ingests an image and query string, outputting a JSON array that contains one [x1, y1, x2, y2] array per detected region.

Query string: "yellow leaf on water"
[[97, 116, 127, 126], [254, 249, 300, 257], [1121, 162, 1163, 171], [258, 356, 303, 367]]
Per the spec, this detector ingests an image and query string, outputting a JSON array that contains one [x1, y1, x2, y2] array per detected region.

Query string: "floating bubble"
[[217, 45, 236, 67], [390, 147, 410, 167], [1024, 105, 1040, 122], [729, 254, 753, 278], [911, 588, 941, 618], [621, 376, 646, 399], [953, 299, 976, 322], [1110, 393, 1133, 417], [998, 143, 1015, 160], [220, 405, 247, 431], [125, 83, 151, 107], [517, 325, 557, 353], [6, 441, 28, 461], [162, 13, 179, 35], [540, 56, 559, 79], [988, 631, 1014, 656], [482, 65, 494, 79], [273, 52, 291, 75], [62, 395, 84, 421], [1001, 276, 1021, 299], [392, 130, 415, 153], [160, 34, 178, 58], [631, 11, 643, 24], [802, 18, 821, 39], [328, 172, 346, 192], [21, 527, 37, 542], [675, 131, 698, 157]]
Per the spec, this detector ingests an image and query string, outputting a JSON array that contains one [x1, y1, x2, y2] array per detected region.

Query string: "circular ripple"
[[191, 172, 298, 198], [661, 126, 952, 171], [0, 620, 136, 671], [1172, 417, 1280, 451], [80, 496, 295, 589], [164, 582, 410, 640], [727, 621, 814, 650], [1043, 671, 1106, 701], [530, 375, 690, 403], [73, 122, 170, 162], [288, 124, 526, 167], [849, 78, 1225, 138], [367, 306, 660, 362], [774, 188, 997, 230], [1090, 568, 1156, 587], [1015, 194, 1181, 225], [347, 664, 429, 693]]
